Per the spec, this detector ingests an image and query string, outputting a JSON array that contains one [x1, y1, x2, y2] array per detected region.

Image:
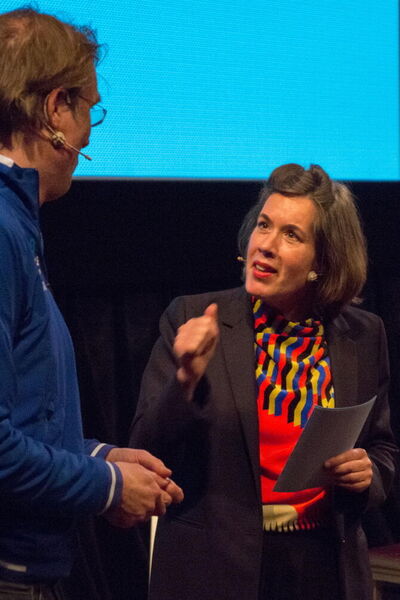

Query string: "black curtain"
[[40, 179, 400, 599]]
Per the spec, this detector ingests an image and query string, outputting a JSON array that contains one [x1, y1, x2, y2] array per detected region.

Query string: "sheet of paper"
[[273, 396, 376, 492]]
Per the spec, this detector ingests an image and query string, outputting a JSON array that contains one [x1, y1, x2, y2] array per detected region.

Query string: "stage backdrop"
[[2, 1, 399, 179]]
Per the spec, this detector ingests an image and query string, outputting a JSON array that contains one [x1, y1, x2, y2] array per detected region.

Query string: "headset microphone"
[[46, 125, 92, 161]]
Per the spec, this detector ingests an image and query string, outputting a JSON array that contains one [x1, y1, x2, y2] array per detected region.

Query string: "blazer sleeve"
[[363, 317, 397, 509], [335, 315, 397, 514], [130, 295, 211, 463]]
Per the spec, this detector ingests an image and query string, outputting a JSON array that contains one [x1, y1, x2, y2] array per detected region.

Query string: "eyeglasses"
[[78, 95, 107, 127]]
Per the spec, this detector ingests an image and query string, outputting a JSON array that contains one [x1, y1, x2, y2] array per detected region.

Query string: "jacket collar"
[[219, 287, 261, 497], [0, 160, 41, 224]]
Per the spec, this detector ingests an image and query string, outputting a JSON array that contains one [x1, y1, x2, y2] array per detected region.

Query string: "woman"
[[130, 164, 396, 600]]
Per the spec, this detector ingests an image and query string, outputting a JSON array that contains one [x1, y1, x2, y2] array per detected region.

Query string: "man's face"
[[42, 69, 100, 202], [60, 74, 100, 174]]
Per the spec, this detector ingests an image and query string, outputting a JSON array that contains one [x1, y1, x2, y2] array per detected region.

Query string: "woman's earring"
[[307, 270, 318, 282]]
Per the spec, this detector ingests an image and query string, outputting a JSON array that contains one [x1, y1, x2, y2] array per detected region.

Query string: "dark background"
[[41, 179, 400, 599]]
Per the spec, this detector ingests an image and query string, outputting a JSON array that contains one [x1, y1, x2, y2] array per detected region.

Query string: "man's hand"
[[104, 461, 183, 528], [106, 448, 183, 504], [324, 448, 373, 493], [174, 303, 219, 398], [106, 447, 171, 477]]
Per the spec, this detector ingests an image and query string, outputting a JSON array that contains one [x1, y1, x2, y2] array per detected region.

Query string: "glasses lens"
[[90, 105, 106, 127]]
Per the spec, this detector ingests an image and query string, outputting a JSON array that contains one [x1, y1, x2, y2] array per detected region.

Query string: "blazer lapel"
[[326, 313, 358, 408], [219, 288, 261, 498]]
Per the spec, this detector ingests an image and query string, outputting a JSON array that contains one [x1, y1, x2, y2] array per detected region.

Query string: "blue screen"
[[2, 1, 399, 180]]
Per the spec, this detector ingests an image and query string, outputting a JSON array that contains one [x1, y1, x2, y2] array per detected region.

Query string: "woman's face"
[[245, 192, 318, 320]]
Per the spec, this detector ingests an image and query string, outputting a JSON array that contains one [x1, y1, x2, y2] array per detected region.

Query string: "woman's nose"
[[258, 231, 278, 256]]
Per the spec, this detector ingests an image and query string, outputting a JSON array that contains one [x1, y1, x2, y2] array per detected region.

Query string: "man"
[[0, 7, 182, 599]]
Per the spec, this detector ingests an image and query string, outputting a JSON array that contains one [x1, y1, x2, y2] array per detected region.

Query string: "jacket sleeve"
[[363, 317, 397, 509], [0, 227, 121, 517], [335, 315, 397, 514], [130, 296, 210, 463]]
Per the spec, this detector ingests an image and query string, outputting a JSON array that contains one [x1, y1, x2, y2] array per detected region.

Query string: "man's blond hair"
[[0, 7, 100, 145]]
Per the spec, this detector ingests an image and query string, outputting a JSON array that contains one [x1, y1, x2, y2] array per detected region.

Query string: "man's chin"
[[44, 177, 73, 204]]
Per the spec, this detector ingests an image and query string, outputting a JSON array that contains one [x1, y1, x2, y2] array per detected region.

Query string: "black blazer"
[[131, 287, 396, 600]]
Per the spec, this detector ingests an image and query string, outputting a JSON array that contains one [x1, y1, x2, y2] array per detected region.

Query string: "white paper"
[[273, 396, 376, 492]]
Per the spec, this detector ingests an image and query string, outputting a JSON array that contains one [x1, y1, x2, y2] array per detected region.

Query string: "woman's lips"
[[252, 261, 277, 278]]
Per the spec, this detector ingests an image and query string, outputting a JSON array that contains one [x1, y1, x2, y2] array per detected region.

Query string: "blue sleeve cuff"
[[97, 461, 123, 514], [85, 440, 117, 459]]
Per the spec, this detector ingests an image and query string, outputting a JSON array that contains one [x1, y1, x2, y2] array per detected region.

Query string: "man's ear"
[[43, 88, 70, 129]]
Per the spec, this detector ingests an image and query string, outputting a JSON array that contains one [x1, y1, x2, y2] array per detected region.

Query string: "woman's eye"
[[286, 230, 300, 241], [257, 220, 268, 230]]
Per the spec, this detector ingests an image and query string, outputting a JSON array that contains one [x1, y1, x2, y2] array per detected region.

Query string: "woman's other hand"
[[324, 448, 373, 493]]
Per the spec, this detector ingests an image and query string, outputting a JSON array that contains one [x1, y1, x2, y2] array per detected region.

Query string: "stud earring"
[[307, 270, 318, 282]]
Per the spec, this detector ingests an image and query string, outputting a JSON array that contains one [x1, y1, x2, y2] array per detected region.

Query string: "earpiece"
[[49, 130, 66, 149], [44, 122, 92, 161]]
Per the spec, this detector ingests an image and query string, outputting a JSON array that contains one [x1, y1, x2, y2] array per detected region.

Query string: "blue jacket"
[[0, 161, 122, 583]]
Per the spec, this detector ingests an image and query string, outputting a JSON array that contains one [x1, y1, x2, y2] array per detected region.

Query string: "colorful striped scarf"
[[253, 298, 335, 530]]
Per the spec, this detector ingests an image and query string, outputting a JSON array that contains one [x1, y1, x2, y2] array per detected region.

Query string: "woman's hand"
[[324, 448, 373, 493], [174, 303, 219, 399]]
